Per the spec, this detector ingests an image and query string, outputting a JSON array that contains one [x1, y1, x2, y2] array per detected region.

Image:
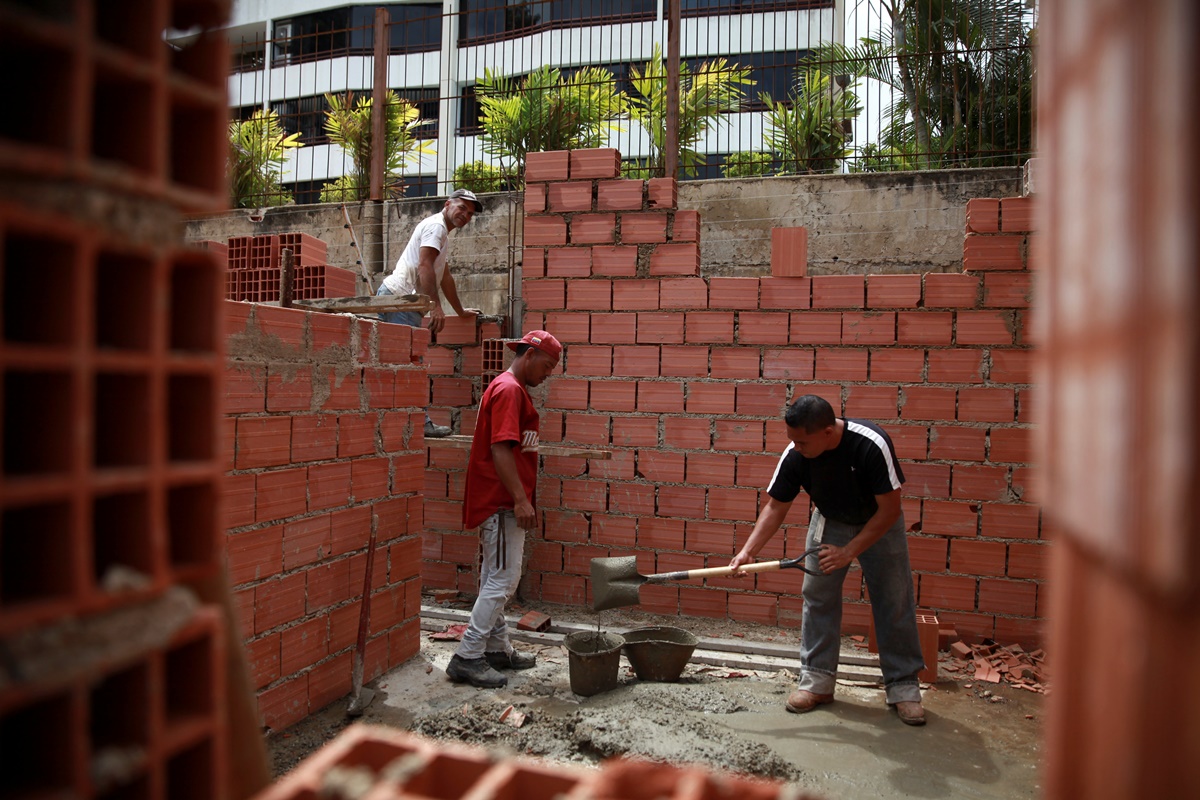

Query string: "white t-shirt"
[[382, 212, 450, 295]]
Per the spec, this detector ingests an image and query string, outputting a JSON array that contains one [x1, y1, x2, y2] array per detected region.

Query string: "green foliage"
[[320, 90, 434, 201], [476, 65, 627, 177], [762, 70, 862, 175], [452, 161, 513, 194], [722, 152, 775, 178], [228, 109, 302, 208], [821, 0, 1034, 169], [627, 44, 755, 177]]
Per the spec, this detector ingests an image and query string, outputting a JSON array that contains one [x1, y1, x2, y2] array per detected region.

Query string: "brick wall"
[[423, 148, 1043, 648], [224, 302, 427, 731]]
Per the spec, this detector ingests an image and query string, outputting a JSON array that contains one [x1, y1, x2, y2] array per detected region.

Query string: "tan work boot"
[[892, 700, 926, 726], [786, 689, 834, 714]]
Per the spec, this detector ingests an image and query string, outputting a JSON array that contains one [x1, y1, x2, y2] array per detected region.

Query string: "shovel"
[[590, 548, 825, 612]]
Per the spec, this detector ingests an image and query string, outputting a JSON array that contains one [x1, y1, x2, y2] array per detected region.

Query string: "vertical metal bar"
[[279, 248, 295, 308], [370, 7, 389, 201], [664, 0, 681, 179]]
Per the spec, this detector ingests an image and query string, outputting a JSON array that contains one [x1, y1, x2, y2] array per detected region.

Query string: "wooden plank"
[[292, 294, 436, 314], [425, 435, 611, 459]]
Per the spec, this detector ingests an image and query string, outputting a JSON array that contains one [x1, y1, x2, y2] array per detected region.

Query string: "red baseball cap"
[[507, 330, 562, 361]]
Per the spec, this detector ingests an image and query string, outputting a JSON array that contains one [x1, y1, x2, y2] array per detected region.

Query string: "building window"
[[681, 0, 835, 16], [459, 0, 657, 46], [273, 4, 441, 66], [269, 90, 440, 146]]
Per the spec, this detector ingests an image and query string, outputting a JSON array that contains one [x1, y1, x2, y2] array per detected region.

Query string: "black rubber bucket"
[[621, 626, 699, 682], [564, 630, 625, 696]]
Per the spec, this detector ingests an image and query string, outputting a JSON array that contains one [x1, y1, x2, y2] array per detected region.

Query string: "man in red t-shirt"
[[446, 330, 562, 688]]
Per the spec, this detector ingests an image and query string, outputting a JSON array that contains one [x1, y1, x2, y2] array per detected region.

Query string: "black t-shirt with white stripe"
[[766, 419, 905, 525]]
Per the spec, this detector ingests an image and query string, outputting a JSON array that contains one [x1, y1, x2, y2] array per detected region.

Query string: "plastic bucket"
[[564, 630, 625, 696], [620, 626, 699, 682]]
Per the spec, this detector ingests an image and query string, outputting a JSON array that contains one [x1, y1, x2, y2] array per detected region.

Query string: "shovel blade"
[[590, 556, 647, 611]]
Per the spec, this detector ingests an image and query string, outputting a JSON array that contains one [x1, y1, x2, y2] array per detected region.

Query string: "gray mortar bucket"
[[620, 626, 699, 682], [564, 630, 625, 696]]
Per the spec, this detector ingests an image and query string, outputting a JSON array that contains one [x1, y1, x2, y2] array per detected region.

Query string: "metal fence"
[[223, 0, 1036, 208]]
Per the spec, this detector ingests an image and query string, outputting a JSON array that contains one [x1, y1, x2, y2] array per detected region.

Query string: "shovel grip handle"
[[648, 560, 783, 582]]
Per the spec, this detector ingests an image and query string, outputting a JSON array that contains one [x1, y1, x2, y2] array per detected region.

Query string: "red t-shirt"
[[462, 371, 540, 529]]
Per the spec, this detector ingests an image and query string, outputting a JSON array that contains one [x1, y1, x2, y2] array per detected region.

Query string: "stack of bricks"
[[217, 232, 356, 302], [0, 2, 239, 797], [224, 303, 429, 731], [424, 146, 1044, 649], [253, 724, 819, 800]]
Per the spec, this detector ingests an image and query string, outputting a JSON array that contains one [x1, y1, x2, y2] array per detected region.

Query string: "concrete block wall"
[[424, 148, 1044, 648], [224, 302, 427, 731]]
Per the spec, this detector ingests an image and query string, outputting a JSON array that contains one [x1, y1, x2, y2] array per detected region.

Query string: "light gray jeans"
[[798, 511, 925, 704], [457, 510, 525, 660]]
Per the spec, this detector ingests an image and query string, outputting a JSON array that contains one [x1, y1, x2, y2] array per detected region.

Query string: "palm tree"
[[626, 44, 755, 178], [320, 90, 434, 202], [228, 109, 303, 208], [475, 65, 627, 179], [762, 69, 862, 174], [822, 0, 1033, 169]]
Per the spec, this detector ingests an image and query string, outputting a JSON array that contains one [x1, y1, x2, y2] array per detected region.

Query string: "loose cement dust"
[[269, 603, 1044, 799]]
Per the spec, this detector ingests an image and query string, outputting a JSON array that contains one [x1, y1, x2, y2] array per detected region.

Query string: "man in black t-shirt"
[[730, 394, 926, 726]]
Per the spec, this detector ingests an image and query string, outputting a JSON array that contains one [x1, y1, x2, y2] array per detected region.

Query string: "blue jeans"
[[457, 511, 526, 659], [798, 511, 924, 704], [375, 283, 424, 327]]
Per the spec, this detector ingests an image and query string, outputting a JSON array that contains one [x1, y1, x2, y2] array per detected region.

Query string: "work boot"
[[891, 700, 926, 726], [485, 650, 537, 670], [424, 419, 452, 438], [785, 689, 835, 714], [446, 655, 507, 688]]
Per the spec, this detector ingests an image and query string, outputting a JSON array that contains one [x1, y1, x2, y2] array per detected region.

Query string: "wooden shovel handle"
[[647, 559, 784, 582]]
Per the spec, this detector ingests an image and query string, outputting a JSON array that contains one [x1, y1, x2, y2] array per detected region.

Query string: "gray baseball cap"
[[449, 188, 483, 212]]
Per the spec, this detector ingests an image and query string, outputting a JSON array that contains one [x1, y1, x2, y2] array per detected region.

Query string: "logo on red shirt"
[[521, 430, 539, 452]]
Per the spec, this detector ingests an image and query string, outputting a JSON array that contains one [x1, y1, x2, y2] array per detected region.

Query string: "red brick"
[[351, 458, 389, 500], [958, 387, 1015, 422], [898, 312, 953, 344], [842, 311, 896, 344], [267, 366, 313, 412], [762, 348, 815, 380], [989, 426, 1031, 463], [633, 517, 680, 550], [869, 348, 924, 382], [639, 450, 685, 483], [659, 345, 709, 377], [596, 179, 643, 211], [541, 573, 587, 604], [907, 535, 948, 571], [613, 278, 659, 310], [679, 587, 728, 619], [992, 616, 1043, 649], [547, 378, 589, 410], [543, 509, 591, 542], [924, 273, 981, 308], [636, 381, 683, 412], [886, 424, 929, 460], [612, 416, 659, 447], [430, 377, 473, 407], [693, 279, 752, 312], [410, 327, 430, 360], [927, 349, 983, 383], [647, 177, 677, 208], [867, 274, 922, 308], [919, 574, 977, 611], [331, 505, 373, 554], [227, 525, 283, 585], [760, 277, 811, 310], [686, 382, 735, 414], [609, 482, 657, 515], [225, 364, 265, 414], [259, 675, 308, 730], [664, 417, 711, 449], [978, 578, 1037, 616], [738, 311, 790, 344], [963, 233, 1024, 271], [255, 572, 307, 633], [904, 463, 951, 498], [728, 593, 778, 626], [980, 503, 1039, 539], [585, 313, 635, 345], [929, 426, 986, 461], [547, 247, 592, 278], [921, 500, 979, 537], [965, 198, 1000, 233], [685, 312, 733, 343], [612, 345, 660, 377], [592, 245, 638, 277], [710, 347, 760, 379], [562, 479, 608, 512], [544, 311, 591, 343], [957, 311, 1015, 345], [672, 209, 700, 242], [983, 272, 1034, 308], [790, 312, 842, 344], [735, 383, 787, 416], [621, 212, 668, 243], [636, 312, 685, 344], [844, 385, 899, 419], [525, 150, 570, 182], [999, 197, 1036, 233], [523, 278, 566, 310], [572, 213, 617, 244], [812, 275, 865, 308], [226, 473, 257, 528], [713, 420, 764, 452], [989, 349, 1033, 384], [770, 227, 807, 277], [660, 277, 708, 309], [564, 413, 611, 445], [686, 452, 736, 485], [570, 147, 620, 179], [649, 242, 700, 276], [568, 344, 613, 376], [525, 216, 567, 245], [548, 181, 592, 212], [393, 368, 426, 407], [899, 386, 957, 421], [377, 323, 412, 363], [256, 467, 309, 523], [566, 278, 612, 311], [280, 615, 329, 676], [950, 539, 1007, 577], [658, 485, 706, 518], [683, 520, 734, 554], [1007, 542, 1047, 579], [235, 417, 291, 469], [524, 247, 547, 278], [244, 634, 281, 689], [310, 314, 352, 351], [255, 304, 307, 342], [707, 487, 758, 522], [525, 185, 547, 213], [815, 349, 868, 381]]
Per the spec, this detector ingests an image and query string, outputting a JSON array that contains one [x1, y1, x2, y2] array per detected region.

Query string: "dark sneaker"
[[446, 655, 507, 688], [424, 420, 452, 438], [486, 650, 537, 670]]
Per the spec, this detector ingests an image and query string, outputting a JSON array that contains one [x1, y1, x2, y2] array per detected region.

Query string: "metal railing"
[[223, 0, 1036, 209]]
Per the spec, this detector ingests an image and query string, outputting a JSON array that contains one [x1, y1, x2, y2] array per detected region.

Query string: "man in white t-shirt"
[[377, 188, 483, 437]]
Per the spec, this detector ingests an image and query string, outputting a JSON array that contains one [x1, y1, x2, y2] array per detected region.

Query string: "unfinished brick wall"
[[224, 302, 427, 730], [424, 148, 1043, 648]]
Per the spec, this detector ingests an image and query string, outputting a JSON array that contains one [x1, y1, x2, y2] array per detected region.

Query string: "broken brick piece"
[[950, 641, 973, 659], [517, 610, 552, 631]]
